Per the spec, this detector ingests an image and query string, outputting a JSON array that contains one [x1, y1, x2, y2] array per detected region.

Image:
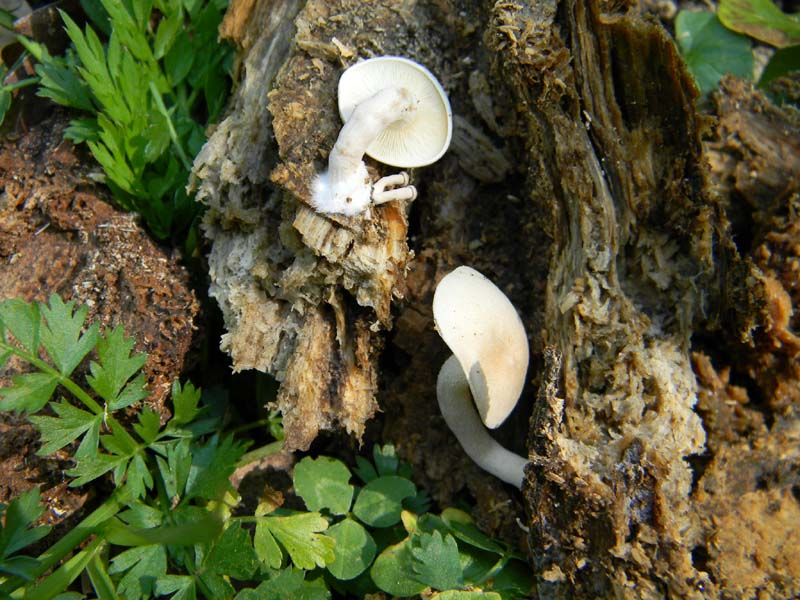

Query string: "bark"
[[194, 0, 799, 597]]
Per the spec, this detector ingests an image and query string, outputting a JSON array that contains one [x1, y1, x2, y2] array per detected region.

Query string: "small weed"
[[0, 295, 532, 599]]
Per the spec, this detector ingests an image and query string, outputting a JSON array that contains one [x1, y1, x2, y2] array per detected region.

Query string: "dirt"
[[0, 113, 199, 535]]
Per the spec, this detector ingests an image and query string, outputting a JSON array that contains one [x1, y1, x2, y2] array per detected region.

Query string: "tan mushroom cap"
[[432, 266, 529, 428], [338, 56, 453, 168]]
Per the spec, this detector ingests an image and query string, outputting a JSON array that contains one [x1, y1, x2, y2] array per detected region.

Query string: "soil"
[[0, 113, 199, 541]]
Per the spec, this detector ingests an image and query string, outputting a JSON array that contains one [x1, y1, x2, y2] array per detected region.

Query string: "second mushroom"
[[433, 266, 530, 489]]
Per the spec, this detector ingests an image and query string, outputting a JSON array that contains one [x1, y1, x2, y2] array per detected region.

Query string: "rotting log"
[[194, 0, 799, 597]]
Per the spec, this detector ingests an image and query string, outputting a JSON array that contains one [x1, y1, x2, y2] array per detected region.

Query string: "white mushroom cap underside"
[[432, 266, 529, 428], [338, 56, 453, 168]]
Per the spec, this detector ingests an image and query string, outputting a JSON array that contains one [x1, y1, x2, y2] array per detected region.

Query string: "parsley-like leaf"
[[86, 326, 147, 407], [29, 400, 102, 455], [411, 530, 463, 591], [236, 568, 331, 600], [109, 544, 167, 599], [39, 294, 100, 376], [0, 299, 40, 354], [154, 575, 196, 600], [205, 522, 258, 581], [256, 514, 335, 571], [0, 372, 58, 414], [184, 435, 247, 502], [0, 488, 51, 558], [170, 380, 202, 426]]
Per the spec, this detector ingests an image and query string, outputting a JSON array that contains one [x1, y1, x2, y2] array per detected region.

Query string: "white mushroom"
[[311, 56, 452, 216], [433, 266, 529, 488]]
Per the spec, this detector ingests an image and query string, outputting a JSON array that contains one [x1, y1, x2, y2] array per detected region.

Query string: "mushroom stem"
[[437, 355, 528, 489], [329, 86, 416, 184], [312, 87, 418, 215], [372, 172, 417, 204]]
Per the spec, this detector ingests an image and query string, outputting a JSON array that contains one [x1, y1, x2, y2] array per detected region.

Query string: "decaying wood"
[[195, 0, 799, 597]]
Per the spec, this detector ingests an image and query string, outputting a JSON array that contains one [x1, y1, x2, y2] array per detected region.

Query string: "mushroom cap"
[[432, 266, 529, 428], [338, 56, 452, 168]]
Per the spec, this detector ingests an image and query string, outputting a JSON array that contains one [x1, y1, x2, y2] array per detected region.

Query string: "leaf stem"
[[236, 440, 283, 468], [0, 77, 39, 93], [0, 486, 131, 596], [0, 340, 103, 415], [149, 81, 192, 171], [18, 536, 107, 600]]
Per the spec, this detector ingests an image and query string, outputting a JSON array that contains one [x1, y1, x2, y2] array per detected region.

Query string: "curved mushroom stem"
[[372, 172, 417, 205], [437, 355, 528, 489], [312, 87, 417, 215]]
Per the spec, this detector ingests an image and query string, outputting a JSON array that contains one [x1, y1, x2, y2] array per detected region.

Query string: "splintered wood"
[[192, 0, 420, 450]]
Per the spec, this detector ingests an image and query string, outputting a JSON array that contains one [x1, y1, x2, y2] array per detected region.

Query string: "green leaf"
[[154, 575, 196, 600], [370, 538, 427, 597], [164, 31, 194, 87], [35, 59, 96, 113], [155, 439, 191, 501], [86, 552, 117, 600], [254, 519, 283, 569], [184, 435, 247, 502], [236, 568, 330, 600], [352, 476, 417, 528], [0, 87, 9, 128], [258, 513, 335, 570], [205, 521, 259, 580], [106, 514, 221, 547], [30, 400, 101, 455], [109, 544, 167, 599], [0, 298, 40, 354], [0, 554, 42, 580], [410, 530, 463, 591], [170, 380, 203, 426], [293, 456, 354, 515], [39, 295, 100, 376], [326, 518, 376, 581], [125, 453, 154, 498], [80, 0, 111, 35], [0, 372, 59, 414], [759, 44, 800, 89], [66, 452, 124, 487], [133, 408, 161, 444], [353, 456, 378, 483], [86, 326, 147, 405], [718, 0, 800, 48], [373, 444, 400, 476], [0, 488, 51, 557], [675, 10, 754, 95], [441, 508, 505, 555], [64, 118, 100, 144], [154, 5, 183, 59]]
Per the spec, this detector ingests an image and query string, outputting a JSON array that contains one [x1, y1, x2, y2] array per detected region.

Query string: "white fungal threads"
[[311, 87, 418, 216], [311, 56, 452, 217]]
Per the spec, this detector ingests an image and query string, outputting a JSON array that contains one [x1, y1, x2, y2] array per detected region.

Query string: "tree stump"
[[193, 1, 800, 597]]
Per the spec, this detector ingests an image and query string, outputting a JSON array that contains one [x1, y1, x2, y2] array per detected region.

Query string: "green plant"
[[285, 446, 533, 599], [0, 295, 531, 598], [0, 294, 256, 597], [16, 0, 232, 243], [675, 0, 800, 101]]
